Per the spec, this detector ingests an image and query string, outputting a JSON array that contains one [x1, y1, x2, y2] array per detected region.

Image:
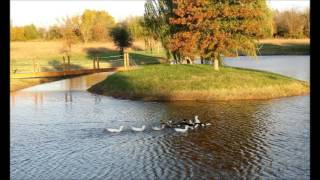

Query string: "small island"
[[88, 64, 309, 101]]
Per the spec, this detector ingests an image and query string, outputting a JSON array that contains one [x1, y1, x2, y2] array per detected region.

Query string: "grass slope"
[[88, 64, 309, 101]]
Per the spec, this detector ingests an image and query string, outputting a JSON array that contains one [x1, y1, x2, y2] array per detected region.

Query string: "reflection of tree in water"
[[161, 100, 273, 178]]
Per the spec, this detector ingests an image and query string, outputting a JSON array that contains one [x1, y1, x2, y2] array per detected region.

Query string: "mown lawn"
[[88, 64, 309, 101]]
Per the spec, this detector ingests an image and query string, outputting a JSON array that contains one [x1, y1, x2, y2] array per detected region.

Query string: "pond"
[[10, 56, 310, 179]]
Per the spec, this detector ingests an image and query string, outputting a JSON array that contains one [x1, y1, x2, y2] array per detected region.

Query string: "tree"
[[303, 8, 310, 37], [169, 0, 273, 70], [59, 17, 79, 57], [11, 27, 26, 41], [46, 25, 63, 40], [109, 24, 133, 54], [273, 9, 307, 38], [80, 9, 116, 43], [11, 24, 40, 41], [37, 27, 47, 39], [144, 0, 180, 62], [124, 16, 145, 40], [91, 11, 115, 41], [23, 24, 39, 40]]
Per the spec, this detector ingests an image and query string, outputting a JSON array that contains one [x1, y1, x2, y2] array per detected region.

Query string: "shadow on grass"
[[84, 46, 165, 65], [84, 47, 121, 60], [131, 45, 144, 51], [41, 60, 84, 72]]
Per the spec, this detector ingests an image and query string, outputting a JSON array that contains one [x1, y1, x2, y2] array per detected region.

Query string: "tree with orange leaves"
[[169, 0, 273, 70]]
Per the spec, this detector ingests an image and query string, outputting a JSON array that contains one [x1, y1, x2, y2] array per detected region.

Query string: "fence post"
[[126, 53, 130, 69], [67, 55, 70, 70], [97, 57, 100, 70], [123, 53, 127, 70], [33, 59, 36, 73], [63, 56, 66, 72], [93, 57, 96, 70], [37, 62, 40, 72]]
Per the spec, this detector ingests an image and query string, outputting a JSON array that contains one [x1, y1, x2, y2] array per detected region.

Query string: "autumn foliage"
[[168, 0, 273, 68]]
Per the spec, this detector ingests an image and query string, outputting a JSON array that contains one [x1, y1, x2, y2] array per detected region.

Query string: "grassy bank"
[[88, 64, 309, 101], [258, 39, 309, 55]]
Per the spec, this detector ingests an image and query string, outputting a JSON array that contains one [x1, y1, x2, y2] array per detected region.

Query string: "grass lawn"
[[10, 39, 309, 92], [10, 40, 165, 74], [88, 64, 309, 101], [10, 40, 165, 91]]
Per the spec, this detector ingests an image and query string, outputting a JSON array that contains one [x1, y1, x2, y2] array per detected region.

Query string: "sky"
[[10, 0, 310, 28]]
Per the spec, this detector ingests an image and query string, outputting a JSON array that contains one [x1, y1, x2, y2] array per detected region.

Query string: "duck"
[[174, 125, 190, 133], [178, 119, 192, 126], [106, 126, 124, 133], [188, 119, 194, 126], [194, 115, 201, 124], [131, 125, 146, 132], [165, 120, 173, 128], [152, 123, 165, 131]]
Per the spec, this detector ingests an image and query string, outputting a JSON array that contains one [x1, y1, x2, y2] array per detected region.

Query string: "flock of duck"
[[105, 115, 211, 133]]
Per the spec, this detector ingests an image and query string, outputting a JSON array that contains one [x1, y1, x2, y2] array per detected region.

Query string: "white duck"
[[106, 126, 124, 133], [194, 115, 201, 124], [174, 125, 189, 133], [152, 124, 165, 131], [131, 125, 146, 132]]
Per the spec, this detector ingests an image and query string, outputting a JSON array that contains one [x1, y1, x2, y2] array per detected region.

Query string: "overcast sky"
[[10, 0, 310, 28]]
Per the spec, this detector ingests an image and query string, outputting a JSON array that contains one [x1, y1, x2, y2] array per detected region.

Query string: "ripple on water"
[[11, 57, 310, 179]]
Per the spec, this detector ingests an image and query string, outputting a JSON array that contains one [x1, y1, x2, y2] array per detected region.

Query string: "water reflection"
[[64, 92, 73, 103]]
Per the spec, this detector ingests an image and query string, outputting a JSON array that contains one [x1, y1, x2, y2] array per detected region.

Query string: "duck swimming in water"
[[152, 123, 165, 131], [131, 125, 146, 132], [174, 125, 189, 133], [194, 115, 201, 124], [106, 126, 124, 133]]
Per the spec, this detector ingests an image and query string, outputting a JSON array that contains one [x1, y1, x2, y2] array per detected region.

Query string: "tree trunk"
[[200, 56, 204, 64], [213, 57, 219, 71]]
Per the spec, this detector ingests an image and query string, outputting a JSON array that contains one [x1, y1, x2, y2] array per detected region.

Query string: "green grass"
[[10, 41, 164, 74], [10, 41, 165, 91], [88, 64, 309, 101], [258, 39, 309, 55]]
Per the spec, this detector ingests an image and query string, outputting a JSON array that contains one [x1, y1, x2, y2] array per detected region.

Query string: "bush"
[[109, 24, 133, 53]]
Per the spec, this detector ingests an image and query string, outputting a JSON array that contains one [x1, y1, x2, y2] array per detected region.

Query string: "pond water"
[[10, 56, 310, 179]]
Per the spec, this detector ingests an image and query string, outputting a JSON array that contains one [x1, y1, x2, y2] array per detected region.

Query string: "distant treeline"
[[10, 8, 309, 42], [273, 9, 309, 38]]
